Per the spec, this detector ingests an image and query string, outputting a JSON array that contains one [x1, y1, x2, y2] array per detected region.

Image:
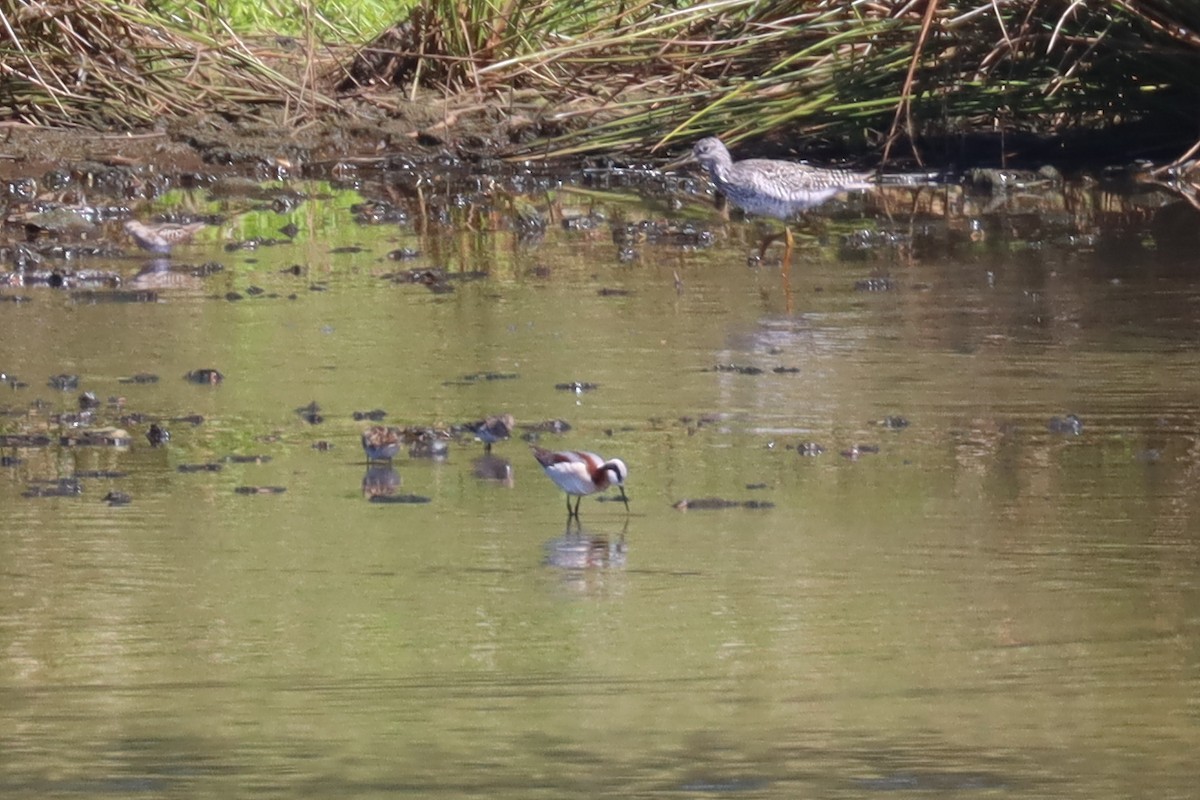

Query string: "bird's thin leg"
[[757, 230, 781, 260], [782, 226, 795, 264]]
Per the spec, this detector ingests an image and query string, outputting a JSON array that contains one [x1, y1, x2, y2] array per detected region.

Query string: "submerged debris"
[[103, 491, 133, 506], [61, 428, 132, 447], [23, 478, 83, 498], [1048, 414, 1083, 435], [707, 364, 763, 375], [222, 454, 273, 464], [119, 373, 160, 384], [672, 497, 775, 511]]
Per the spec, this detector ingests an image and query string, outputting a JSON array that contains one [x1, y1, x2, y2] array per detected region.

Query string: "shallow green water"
[[1, 171, 1199, 798]]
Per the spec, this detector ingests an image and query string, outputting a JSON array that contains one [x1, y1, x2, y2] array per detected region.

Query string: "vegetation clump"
[[3, 1, 1200, 161]]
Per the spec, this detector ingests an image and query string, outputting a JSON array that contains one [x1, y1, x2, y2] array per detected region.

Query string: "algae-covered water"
[[1, 159, 1199, 798]]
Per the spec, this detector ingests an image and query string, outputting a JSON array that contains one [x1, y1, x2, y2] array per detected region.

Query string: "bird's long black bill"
[[618, 486, 630, 513]]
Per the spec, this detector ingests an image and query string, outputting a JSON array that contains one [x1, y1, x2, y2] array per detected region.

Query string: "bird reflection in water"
[[472, 454, 514, 487], [361, 465, 401, 500], [543, 522, 628, 577], [129, 259, 205, 291]]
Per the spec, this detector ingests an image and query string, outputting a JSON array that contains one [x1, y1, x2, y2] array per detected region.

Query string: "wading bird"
[[531, 446, 629, 519], [688, 136, 874, 263]]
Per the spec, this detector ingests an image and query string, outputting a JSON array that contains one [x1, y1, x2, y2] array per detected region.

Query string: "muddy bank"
[[0, 99, 526, 183]]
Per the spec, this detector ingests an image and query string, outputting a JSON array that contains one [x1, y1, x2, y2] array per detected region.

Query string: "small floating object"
[[184, 368, 223, 385], [61, 428, 132, 448], [23, 478, 83, 498], [119, 373, 160, 384], [460, 371, 519, 383], [124, 220, 206, 254], [368, 493, 431, 504], [103, 491, 132, 506], [233, 485, 287, 495], [795, 442, 825, 456], [1048, 414, 1083, 435], [177, 463, 222, 473], [221, 454, 272, 464], [555, 381, 598, 393], [876, 415, 910, 429], [312, 440, 334, 451], [708, 364, 764, 375], [353, 408, 387, 421], [47, 373, 79, 391], [78, 391, 100, 410], [75, 470, 127, 479], [146, 423, 170, 447]]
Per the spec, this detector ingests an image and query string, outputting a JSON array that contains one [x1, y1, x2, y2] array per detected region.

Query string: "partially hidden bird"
[[361, 425, 403, 463], [465, 414, 514, 453], [124, 220, 206, 255]]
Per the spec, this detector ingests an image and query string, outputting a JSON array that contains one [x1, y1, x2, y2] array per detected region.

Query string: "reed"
[[0, 0, 341, 127], [5, 0, 1200, 162], [342, 0, 1200, 158]]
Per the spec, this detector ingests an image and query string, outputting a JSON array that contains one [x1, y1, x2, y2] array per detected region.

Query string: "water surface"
[[1, 164, 1199, 798]]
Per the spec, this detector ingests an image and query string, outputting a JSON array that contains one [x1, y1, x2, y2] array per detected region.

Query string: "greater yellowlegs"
[[689, 136, 874, 261], [531, 446, 629, 519]]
